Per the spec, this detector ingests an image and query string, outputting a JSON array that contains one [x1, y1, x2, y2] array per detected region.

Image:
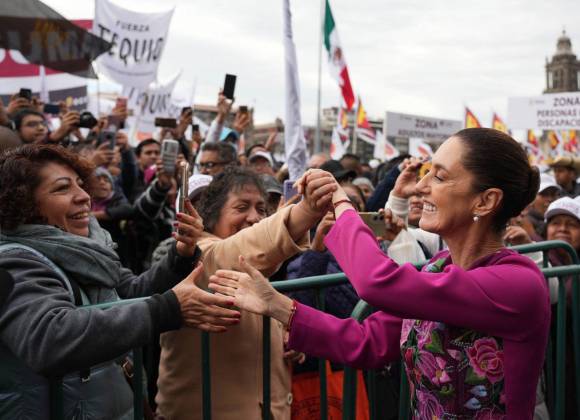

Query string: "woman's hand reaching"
[[172, 263, 241, 332], [208, 256, 294, 324]]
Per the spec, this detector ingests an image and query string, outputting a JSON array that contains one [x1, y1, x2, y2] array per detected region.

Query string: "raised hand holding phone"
[[173, 199, 204, 258], [161, 139, 180, 174]]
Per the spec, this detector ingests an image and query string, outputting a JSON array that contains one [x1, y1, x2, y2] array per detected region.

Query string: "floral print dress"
[[399, 257, 507, 419]]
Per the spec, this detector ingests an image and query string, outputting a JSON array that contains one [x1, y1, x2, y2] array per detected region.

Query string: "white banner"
[[508, 92, 580, 130], [124, 72, 180, 137], [283, 0, 307, 181], [384, 111, 461, 142], [93, 0, 174, 88]]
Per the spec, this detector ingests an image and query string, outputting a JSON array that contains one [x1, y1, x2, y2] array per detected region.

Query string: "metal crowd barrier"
[[46, 240, 579, 420]]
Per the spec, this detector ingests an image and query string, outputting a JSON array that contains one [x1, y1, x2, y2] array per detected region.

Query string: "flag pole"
[[314, 0, 324, 154], [351, 101, 358, 154]]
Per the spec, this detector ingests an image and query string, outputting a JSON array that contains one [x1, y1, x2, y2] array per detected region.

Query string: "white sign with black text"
[[508, 92, 580, 130], [93, 0, 174, 88], [384, 111, 462, 142]]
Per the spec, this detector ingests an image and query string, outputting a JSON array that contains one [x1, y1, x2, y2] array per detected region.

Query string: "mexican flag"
[[324, 0, 355, 110]]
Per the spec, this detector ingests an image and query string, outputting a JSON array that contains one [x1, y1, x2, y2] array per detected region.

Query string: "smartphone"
[[239, 105, 248, 114], [359, 212, 388, 237], [154, 117, 177, 128], [178, 162, 190, 214], [223, 74, 237, 100], [108, 114, 124, 130], [43, 103, 60, 115], [18, 88, 32, 101], [181, 106, 192, 116], [97, 130, 116, 150], [192, 124, 200, 133], [161, 139, 180, 174], [283, 179, 299, 201]]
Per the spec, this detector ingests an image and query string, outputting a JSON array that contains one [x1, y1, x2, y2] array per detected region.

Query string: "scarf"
[[0, 217, 122, 303]]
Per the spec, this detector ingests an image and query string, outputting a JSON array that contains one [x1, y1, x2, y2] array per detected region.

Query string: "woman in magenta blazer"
[[210, 128, 550, 419]]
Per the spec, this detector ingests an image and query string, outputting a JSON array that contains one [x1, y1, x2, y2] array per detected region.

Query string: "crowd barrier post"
[[201, 331, 211, 420], [262, 316, 271, 420]]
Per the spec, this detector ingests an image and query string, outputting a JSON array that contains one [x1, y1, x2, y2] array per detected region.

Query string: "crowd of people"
[[0, 87, 578, 419]]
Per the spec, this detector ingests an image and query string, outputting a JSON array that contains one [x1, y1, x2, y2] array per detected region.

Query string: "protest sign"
[[384, 111, 461, 142], [508, 92, 580, 130], [123, 72, 180, 137], [94, 0, 174, 88]]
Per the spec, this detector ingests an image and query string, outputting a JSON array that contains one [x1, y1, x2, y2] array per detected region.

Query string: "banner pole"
[[314, 0, 324, 154], [352, 102, 358, 155]]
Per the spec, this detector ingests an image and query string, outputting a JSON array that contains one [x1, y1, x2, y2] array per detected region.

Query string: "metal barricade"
[[44, 240, 580, 420]]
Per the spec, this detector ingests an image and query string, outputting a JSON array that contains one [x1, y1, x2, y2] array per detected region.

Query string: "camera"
[[78, 111, 98, 129]]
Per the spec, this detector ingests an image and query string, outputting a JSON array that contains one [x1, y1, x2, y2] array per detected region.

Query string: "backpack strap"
[[0, 243, 92, 380], [0, 243, 89, 306]]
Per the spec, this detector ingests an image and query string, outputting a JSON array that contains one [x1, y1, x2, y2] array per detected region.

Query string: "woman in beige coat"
[[155, 167, 336, 419]]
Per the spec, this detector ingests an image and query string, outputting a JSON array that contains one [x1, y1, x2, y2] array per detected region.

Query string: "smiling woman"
[[155, 166, 337, 420], [0, 144, 242, 418], [208, 129, 549, 419]]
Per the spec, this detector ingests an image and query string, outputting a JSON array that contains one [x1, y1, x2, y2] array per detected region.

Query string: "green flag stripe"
[[323, 0, 335, 53]]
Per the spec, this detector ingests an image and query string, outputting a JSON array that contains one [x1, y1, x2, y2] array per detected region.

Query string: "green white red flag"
[[324, 0, 355, 110]]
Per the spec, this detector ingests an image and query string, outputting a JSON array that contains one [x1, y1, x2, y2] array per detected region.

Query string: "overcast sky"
[[44, 0, 580, 127]]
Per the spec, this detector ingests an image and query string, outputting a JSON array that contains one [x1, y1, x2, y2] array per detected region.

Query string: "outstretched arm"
[[208, 256, 402, 369]]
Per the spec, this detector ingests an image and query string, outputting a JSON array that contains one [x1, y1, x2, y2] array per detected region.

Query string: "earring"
[[473, 215, 480, 222]]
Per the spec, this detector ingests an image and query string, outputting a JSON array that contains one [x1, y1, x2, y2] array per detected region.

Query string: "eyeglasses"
[[196, 161, 229, 170], [24, 120, 48, 129]]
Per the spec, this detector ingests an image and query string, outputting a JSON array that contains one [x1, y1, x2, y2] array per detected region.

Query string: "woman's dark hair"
[[0, 144, 95, 230], [455, 128, 540, 231], [198, 166, 267, 234]]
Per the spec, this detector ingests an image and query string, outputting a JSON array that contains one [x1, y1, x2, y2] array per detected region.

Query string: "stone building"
[[545, 30, 580, 93]]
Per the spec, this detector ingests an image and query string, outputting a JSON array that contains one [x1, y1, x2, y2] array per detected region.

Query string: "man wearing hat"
[[259, 174, 283, 215], [550, 156, 580, 198], [526, 173, 562, 237], [248, 151, 275, 176]]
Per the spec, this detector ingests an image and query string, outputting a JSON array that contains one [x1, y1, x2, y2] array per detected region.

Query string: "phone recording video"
[[358, 212, 388, 237], [283, 179, 300, 202], [161, 139, 180, 174], [43, 104, 60, 115], [223, 74, 237, 100], [154, 118, 178, 128], [18, 88, 32, 101]]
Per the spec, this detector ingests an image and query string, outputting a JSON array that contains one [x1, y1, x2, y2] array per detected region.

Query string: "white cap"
[[538, 173, 561, 194], [545, 196, 580, 222], [175, 174, 213, 209], [249, 151, 274, 167], [187, 174, 213, 200]]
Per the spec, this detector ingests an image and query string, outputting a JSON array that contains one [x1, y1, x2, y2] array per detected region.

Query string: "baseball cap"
[[538, 173, 561, 194], [545, 196, 580, 222], [249, 151, 274, 167], [260, 174, 283, 195]]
